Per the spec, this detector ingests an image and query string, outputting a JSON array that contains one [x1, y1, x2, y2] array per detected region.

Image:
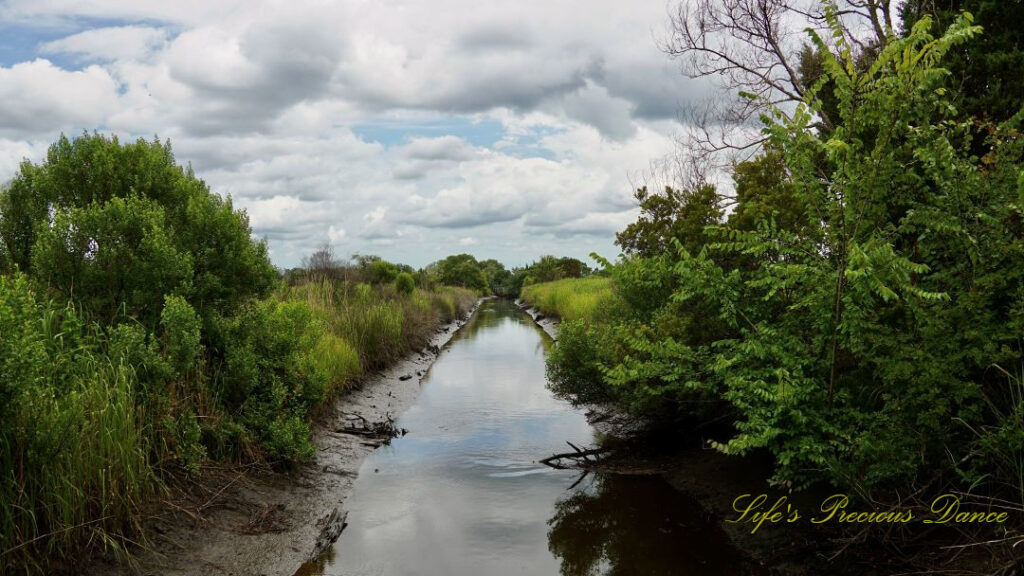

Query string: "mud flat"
[[82, 300, 483, 576]]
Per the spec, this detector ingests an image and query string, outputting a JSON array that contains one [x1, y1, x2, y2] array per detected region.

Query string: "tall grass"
[[278, 279, 476, 383], [520, 277, 615, 323], [1, 277, 154, 572], [959, 364, 1024, 507], [340, 300, 404, 370]]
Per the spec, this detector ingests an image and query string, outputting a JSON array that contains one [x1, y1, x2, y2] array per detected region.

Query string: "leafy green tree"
[[0, 225, 10, 275], [727, 147, 808, 236], [32, 195, 193, 325], [901, 0, 1024, 124], [0, 133, 276, 326], [615, 185, 721, 257], [434, 253, 489, 292], [478, 258, 513, 295]]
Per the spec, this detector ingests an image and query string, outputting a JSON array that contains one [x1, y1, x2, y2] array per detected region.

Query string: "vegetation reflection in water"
[[296, 299, 747, 576]]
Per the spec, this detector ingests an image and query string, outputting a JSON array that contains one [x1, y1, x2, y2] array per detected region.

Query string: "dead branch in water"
[[539, 443, 614, 470]]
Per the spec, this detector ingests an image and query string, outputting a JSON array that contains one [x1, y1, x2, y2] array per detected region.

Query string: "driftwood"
[[538, 442, 614, 470], [335, 412, 407, 444]]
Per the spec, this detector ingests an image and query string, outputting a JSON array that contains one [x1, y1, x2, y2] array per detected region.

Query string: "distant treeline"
[[281, 247, 594, 298]]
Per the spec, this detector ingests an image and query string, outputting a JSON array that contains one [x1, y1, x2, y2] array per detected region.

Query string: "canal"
[[297, 299, 746, 575]]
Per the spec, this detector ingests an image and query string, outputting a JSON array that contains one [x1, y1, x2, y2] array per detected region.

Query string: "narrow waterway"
[[296, 299, 746, 576]]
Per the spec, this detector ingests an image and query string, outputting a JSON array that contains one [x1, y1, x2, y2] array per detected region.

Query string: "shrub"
[[545, 320, 618, 406], [214, 299, 326, 461], [368, 259, 400, 284], [395, 272, 415, 295], [0, 133, 276, 328]]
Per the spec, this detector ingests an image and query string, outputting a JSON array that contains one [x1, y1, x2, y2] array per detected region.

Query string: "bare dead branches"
[[539, 442, 614, 470], [662, 0, 898, 164]]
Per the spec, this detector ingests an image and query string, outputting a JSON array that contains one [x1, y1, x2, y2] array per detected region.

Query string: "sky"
[[0, 0, 714, 269]]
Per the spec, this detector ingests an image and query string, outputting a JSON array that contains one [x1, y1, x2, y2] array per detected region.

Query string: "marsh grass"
[[280, 279, 475, 375], [957, 364, 1024, 508], [520, 277, 616, 323], [1, 279, 155, 572]]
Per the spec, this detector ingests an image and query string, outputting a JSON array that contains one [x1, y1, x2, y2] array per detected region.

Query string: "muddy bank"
[[83, 300, 483, 576]]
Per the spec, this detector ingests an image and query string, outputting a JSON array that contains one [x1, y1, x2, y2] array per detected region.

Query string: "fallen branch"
[[539, 445, 613, 470]]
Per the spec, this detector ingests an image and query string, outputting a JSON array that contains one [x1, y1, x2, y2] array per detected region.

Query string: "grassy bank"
[[519, 277, 615, 323]]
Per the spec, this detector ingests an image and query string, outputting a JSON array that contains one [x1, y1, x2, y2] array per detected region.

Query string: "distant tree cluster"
[[290, 250, 595, 298]]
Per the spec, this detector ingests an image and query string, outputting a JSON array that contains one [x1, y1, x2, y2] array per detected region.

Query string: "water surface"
[[298, 299, 745, 576]]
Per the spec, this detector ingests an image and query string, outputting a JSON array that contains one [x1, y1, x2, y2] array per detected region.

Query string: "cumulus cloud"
[[0, 0, 713, 267], [0, 60, 121, 137]]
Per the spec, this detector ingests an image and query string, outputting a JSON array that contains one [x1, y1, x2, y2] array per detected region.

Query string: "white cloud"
[[0, 0, 713, 267], [328, 225, 347, 243], [40, 25, 167, 61], [0, 60, 121, 138]]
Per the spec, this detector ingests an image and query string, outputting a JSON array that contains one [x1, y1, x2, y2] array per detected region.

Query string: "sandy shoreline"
[[81, 299, 483, 576]]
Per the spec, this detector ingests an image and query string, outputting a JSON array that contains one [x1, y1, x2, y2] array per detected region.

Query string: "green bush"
[[545, 320, 618, 406], [395, 272, 416, 295], [0, 133, 276, 328], [368, 259, 400, 284], [208, 299, 326, 461]]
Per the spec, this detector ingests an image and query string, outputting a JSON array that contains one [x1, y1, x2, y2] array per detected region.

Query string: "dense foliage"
[[901, 0, 1024, 126], [530, 8, 1024, 507]]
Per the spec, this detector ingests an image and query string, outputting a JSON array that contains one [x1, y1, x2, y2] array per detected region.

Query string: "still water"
[[297, 299, 745, 576]]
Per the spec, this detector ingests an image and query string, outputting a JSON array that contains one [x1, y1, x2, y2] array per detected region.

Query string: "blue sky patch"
[[351, 117, 506, 148]]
